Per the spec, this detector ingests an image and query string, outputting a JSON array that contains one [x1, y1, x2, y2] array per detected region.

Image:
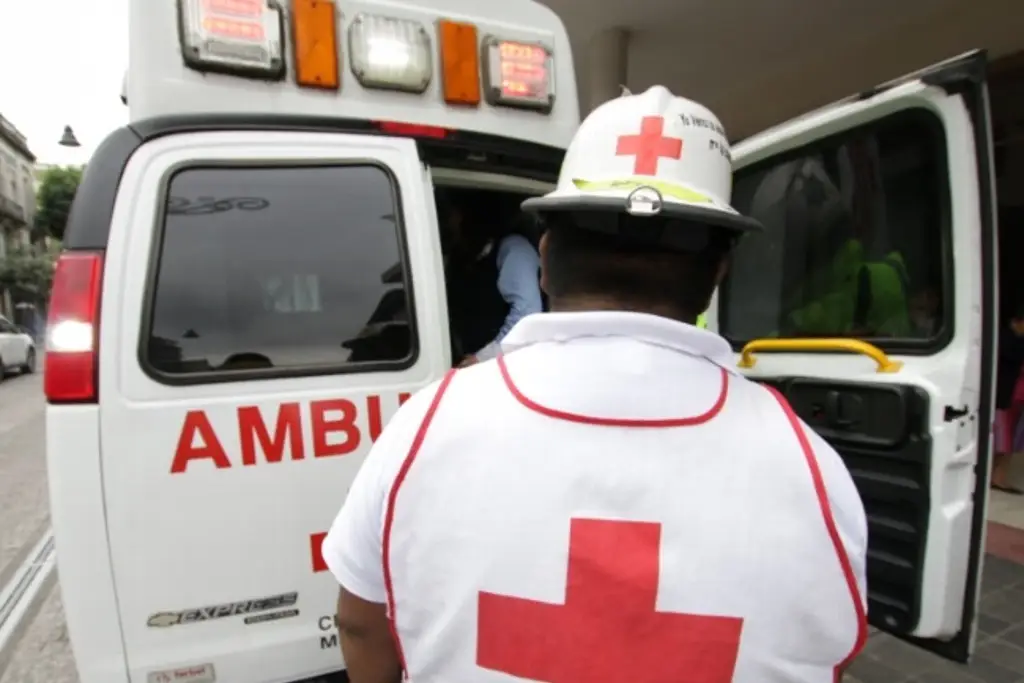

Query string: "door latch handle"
[[825, 390, 862, 428], [943, 405, 970, 422]]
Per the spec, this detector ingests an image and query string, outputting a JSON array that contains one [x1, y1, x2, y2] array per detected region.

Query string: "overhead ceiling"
[[542, 0, 1024, 138]]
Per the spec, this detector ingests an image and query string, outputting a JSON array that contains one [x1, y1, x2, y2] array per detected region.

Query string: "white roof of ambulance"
[[127, 0, 579, 150]]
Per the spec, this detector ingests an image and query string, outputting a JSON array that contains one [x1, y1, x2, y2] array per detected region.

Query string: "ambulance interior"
[[432, 182, 546, 363], [991, 57, 1024, 326], [311, 177, 545, 370]]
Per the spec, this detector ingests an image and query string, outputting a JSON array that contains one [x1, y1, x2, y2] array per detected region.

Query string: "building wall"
[[0, 114, 37, 318]]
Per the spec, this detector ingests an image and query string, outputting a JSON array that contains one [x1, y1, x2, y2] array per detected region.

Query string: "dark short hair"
[[541, 214, 735, 320]]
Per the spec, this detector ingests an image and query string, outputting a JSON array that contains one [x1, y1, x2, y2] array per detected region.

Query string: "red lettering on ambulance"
[[367, 395, 384, 442], [310, 532, 328, 573], [370, 392, 414, 440], [369, 393, 413, 441], [170, 393, 411, 473], [310, 399, 361, 457], [170, 410, 232, 473], [238, 403, 305, 466]]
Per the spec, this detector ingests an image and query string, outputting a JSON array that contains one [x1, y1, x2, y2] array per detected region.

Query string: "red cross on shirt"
[[615, 116, 683, 175], [476, 518, 744, 683]]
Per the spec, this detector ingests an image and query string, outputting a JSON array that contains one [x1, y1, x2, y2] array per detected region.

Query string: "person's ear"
[[539, 231, 550, 294], [714, 257, 730, 286], [699, 256, 730, 313]]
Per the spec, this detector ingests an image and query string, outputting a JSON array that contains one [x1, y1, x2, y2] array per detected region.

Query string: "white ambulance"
[[42, 0, 997, 677]]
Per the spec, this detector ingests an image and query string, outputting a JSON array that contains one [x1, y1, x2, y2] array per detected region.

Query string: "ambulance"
[[42, 0, 998, 677]]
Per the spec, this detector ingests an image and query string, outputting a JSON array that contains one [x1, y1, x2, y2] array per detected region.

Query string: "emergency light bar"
[[175, 0, 554, 113]]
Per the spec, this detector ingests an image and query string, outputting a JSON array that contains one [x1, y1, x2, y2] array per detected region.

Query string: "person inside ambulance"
[[320, 86, 868, 683], [756, 158, 911, 337], [440, 190, 544, 367]]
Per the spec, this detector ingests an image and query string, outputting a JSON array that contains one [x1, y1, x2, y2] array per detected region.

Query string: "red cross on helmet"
[[522, 85, 762, 238]]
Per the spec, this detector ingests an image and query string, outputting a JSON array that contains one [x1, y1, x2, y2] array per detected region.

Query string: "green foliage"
[[0, 243, 59, 305], [34, 166, 83, 241]]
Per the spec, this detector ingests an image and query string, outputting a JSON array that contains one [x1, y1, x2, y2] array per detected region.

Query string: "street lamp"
[[58, 125, 81, 147]]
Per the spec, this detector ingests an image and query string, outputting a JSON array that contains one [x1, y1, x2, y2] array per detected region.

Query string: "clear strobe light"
[[348, 14, 432, 93]]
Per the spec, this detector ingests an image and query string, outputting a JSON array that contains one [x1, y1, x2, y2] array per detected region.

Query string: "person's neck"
[[549, 296, 697, 326]]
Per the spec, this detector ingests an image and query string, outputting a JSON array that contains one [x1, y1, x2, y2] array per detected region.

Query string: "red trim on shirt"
[[381, 369, 458, 676], [497, 353, 729, 427], [766, 386, 869, 681]]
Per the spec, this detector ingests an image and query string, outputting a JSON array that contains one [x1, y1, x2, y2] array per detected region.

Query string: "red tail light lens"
[[44, 251, 104, 403], [373, 120, 449, 139]]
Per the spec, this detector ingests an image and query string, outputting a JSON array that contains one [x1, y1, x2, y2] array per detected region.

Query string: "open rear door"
[[713, 51, 998, 661]]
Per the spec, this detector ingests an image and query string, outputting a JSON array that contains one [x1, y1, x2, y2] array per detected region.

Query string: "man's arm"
[[320, 384, 438, 682], [473, 234, 543, 361], [336, 588, 402, 683]]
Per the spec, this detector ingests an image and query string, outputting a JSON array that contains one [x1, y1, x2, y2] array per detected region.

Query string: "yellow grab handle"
[[738, 338, 903, 373]]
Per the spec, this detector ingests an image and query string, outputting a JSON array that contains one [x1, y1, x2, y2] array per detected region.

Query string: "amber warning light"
[[483, 38, 554, 113]]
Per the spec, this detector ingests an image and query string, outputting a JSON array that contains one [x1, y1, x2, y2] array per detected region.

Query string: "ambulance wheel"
[[21, 349, 35, 375]]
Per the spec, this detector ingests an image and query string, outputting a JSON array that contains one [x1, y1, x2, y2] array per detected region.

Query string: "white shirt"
[[322, 311, 868, 681]]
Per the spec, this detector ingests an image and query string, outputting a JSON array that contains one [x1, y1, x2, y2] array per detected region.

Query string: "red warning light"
[[202, 16, 266, 40], [203, 0, 262, 17], [497, 41, 549, 100]]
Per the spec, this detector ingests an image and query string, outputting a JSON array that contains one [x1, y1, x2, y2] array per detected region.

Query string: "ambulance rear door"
[[96, 123, 449, 681], [715, 50, 998, 661]]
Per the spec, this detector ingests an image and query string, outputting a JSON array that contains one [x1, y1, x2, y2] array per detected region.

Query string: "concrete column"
[[585, 27, 629, 112]]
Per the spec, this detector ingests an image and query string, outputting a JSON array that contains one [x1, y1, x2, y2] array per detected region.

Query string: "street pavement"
[[6, 368, 1024, 683], [0, 371, 77, 683]]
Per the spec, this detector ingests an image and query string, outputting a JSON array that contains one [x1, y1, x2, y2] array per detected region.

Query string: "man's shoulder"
[[497, 233, 538, 258], [397, 366, 508, 420], [396, 376, 450, 420], [723, 370, 788, 412]]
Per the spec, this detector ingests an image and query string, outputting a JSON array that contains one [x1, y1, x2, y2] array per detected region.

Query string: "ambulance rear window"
[[141, 164, 416, 382]]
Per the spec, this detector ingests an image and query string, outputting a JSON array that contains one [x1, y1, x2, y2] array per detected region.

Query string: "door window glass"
[[144, 164, 415, 379], [721, 110, 949, 347]]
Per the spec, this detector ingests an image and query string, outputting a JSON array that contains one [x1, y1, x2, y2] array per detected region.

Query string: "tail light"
[[44, 251, 104, 403], [374, 120, 448, 139]]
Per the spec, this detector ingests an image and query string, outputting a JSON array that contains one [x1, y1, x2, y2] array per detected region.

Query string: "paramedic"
[[321, 86, 868, 683], [442, 193, 544, 366]]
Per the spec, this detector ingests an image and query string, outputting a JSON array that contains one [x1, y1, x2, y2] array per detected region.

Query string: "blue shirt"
[[473, 234, 544, 360]]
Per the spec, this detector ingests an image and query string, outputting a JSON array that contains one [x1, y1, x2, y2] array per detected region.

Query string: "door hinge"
[[943, 405, 970, 422]]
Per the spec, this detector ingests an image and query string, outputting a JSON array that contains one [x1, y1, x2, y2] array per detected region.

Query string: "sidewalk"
[[847, 489, 1024, 683]]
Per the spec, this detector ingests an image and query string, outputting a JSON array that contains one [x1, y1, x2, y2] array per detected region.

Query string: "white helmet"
[[522, 85, 762, 240]]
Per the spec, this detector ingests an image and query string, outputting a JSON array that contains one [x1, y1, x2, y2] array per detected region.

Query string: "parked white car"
[[0, 315, 35, 379]]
